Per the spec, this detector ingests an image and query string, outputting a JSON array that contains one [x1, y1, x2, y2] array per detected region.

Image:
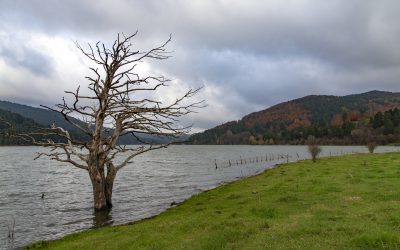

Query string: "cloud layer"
[[1, 0, 400, 131]]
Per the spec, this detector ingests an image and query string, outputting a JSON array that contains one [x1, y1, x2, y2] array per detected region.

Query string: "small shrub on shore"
[[366, 142, 377, 153], [306, 135, 321, 162]]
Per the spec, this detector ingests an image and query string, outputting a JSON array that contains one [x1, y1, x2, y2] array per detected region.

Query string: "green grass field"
[[27, 152, 400, 249]]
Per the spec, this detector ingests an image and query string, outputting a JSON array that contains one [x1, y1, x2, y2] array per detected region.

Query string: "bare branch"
[[115, 144, 170, 171]]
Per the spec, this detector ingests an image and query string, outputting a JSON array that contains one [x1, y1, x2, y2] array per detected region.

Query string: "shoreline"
[[25, 156, 285, 248], [26, 151, 400, 249]]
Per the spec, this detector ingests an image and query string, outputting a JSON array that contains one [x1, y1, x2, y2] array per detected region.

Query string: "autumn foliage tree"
[[9, 33, 203, 211]]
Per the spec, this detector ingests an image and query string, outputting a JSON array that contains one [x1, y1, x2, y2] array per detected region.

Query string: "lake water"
[[1, 145, 399, 249]]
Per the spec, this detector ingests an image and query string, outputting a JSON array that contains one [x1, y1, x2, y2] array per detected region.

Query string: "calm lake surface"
[[1, 145, 399, 249]]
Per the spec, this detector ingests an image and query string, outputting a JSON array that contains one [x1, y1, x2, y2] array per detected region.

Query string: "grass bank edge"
[[26, 152, 400, 249]]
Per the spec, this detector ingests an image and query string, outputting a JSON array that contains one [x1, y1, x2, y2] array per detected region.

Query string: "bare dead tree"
[[10, 33, 203, 211]]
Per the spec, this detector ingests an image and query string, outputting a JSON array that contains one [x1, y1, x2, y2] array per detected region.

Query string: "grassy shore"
[[28, 152, 400, 249]]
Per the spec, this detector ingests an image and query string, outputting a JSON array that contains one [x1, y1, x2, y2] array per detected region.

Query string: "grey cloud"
[[2, 0, 399, 71], [0, 77, 56, 107], [0, 42, 54, 77], [1, 0, 400, 130]]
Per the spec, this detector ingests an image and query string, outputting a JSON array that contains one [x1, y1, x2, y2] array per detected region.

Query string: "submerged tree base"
[[27, 152, 400, 249]]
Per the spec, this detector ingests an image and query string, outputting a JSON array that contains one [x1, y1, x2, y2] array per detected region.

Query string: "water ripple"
[[1, 145, 398, 249]]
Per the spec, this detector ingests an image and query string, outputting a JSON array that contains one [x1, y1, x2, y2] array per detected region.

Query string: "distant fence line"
[[214, 152, 300, 169], [213, 150, 364, 169]]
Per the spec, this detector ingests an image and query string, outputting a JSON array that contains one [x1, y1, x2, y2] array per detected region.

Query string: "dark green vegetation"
[[0, 100, 85, 134], [28, 152, 400, 249], [0, 108, 88, 145], [190, 90, 400, 145], [0, 109, 44, 145], [0, 107, 88, 145], [370, 108, 400, 135], [0, 101, 177, 145]]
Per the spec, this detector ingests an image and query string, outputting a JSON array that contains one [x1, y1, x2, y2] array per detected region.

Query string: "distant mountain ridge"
[[0, 100, 176, 145], [0, 108, 45, 145], [0, 100, 86, 134], [189, 90, 400, 145]]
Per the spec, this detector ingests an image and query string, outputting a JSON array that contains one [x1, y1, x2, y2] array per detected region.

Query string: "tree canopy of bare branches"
[[11, 32, 203, 211]]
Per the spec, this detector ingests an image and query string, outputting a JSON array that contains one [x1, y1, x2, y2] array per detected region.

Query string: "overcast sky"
[[1, 0, 400, 131]]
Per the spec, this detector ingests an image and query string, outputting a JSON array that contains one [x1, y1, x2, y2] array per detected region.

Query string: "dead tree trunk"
[[91, 179, 107, 210], [89, 166, 107, 210], [105, 162, 117, 209], [88, 161, 118, 211]]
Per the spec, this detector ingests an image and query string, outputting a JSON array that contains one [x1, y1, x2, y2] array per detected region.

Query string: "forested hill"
[[189, 90, 400, 145], [0, 108, 47, 145], [0, 100, 83, 133], [0, 101, 175, 145]]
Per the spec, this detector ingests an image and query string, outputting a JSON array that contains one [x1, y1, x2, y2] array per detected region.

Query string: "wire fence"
[[212, 149, 373, 169], [214, 152, 305, 169]]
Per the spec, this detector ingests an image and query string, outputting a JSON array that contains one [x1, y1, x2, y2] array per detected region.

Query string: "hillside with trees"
[[189, 90, 400, 145], [0, 101, 176, 145], [0, 109, 48, 145]]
